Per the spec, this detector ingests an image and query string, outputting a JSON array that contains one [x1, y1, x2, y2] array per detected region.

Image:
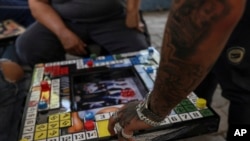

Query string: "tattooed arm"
[[108, 0, 246, 140], [149, 0, 246, 118]]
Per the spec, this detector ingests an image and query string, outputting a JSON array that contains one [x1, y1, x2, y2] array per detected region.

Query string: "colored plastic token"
[[121, 89, 135, 97], [38, 100, 48, 110], [85, 112, 95, 121], [84, 120, 95, 131], [196, 98, 207, 109], [90, 54, 97, 60], [145, 66, 154, 73], [86, 60, 94, 67]]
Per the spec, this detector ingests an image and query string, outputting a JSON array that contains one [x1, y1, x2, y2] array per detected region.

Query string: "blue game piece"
[[85, 112, 95, 121], [146, 67, 154, 73], [148, 47, 154, 59], [38, 101, 48, 110]]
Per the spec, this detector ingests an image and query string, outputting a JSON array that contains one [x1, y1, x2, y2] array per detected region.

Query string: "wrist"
[[136, 93, 166, 127], [144, 94, 166, 121]]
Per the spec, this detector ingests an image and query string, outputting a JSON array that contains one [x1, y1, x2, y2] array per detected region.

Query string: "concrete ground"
[[143, 11, 229, 141]]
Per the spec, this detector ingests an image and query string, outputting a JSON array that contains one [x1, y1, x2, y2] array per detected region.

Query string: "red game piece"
[[121, 89, 135, 97], [86, 60, 94, 67], [84, 120, 95, 131]]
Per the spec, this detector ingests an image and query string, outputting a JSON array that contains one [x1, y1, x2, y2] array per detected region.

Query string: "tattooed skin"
[[150, 0, 231, 117], [169, 0, 230, 58]]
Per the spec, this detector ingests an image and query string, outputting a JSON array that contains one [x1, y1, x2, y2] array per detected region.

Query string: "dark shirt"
[[51, 0, 126, 23]]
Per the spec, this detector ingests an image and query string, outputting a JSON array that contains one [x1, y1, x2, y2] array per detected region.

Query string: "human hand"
[[126, 11, 144, 32], [57, 29, 87, 56], [108, 101, 152, 141]]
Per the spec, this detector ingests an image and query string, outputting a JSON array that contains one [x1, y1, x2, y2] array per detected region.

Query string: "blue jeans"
[[0, 0, 34, 27], [0, 69, 31, 141], [0, 42, 31, 141]]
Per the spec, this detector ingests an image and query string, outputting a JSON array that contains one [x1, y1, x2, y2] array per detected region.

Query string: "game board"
[[0, 19, 25, 40], [19, 47, 220, 141]]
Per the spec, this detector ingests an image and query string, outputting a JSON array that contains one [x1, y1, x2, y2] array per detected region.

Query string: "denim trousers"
[[0, 40, 31, 141], [0, 69, 31, 141]]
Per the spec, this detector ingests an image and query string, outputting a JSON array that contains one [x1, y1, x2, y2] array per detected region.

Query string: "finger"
[[117, 128, 134, 141], [78, 43, 87, 55], [108, 112, 119, 136], [137, 22, 145, 32]]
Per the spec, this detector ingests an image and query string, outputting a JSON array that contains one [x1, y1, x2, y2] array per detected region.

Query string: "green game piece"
[[90, 54, 97, 60]]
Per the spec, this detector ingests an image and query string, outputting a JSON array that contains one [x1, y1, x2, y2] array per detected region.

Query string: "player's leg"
[[213, 44, 250, 140], [89, 18, 149, 54], [0, 60, 23, 141], [15, 22, 66, 67], [8, 71, 32, 141]]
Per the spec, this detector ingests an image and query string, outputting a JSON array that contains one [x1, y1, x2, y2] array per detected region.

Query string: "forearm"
[[126, 0, 140, 12], [149, 0, 246, 117], [28, 0, 68, 37]]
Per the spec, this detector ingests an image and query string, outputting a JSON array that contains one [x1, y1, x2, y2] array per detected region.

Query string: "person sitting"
[[0, 1, 34, 140], [16, 0, 150, 67], [0, 58, 28, 141]]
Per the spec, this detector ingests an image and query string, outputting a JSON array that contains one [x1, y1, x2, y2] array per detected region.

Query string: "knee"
[[15, 34, 33, 65]]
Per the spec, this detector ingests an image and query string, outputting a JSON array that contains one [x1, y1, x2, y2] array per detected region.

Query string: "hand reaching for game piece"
[[108, 101, 151, 141], [57, 29, 87, 56]]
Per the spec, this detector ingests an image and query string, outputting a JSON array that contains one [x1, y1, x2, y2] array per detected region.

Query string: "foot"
[[0, 59, 24, 83]]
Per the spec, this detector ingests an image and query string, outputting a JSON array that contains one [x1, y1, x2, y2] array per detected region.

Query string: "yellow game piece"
[[196, 98, 207, 109], [96, 120, 111, 138]]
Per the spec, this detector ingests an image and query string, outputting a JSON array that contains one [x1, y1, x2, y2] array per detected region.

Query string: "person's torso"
[[51, 0, 126, 22]]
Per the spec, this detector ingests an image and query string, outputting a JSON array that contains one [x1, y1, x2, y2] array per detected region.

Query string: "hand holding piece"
[[108, 101, 152, 141]]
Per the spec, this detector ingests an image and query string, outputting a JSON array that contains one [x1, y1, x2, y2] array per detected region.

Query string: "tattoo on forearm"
[[169, 0, 230, 58], [151, 0, 231, 116]]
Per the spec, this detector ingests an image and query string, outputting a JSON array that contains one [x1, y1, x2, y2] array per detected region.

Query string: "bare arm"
[[28, 0, 67, 38], [108, 0, 246, 140], [28, 0, 86, 55], [150, 0, 246, 117], [127, 0, 140, 12], [126, 0, 143, 31]]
